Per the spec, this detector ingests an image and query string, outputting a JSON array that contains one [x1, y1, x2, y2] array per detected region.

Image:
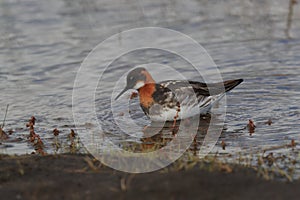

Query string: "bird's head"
[[115, 67, 154, 100]]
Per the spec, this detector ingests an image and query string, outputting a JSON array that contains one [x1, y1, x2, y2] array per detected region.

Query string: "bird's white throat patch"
[[133, 81, 145, 89]]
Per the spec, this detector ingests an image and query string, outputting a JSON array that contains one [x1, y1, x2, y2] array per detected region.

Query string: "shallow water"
[[0, 0, 299, 178]]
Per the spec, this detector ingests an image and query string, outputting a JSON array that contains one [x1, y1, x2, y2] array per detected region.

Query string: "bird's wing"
[[160, 79, 243, 95], [154, 79, 242, 111], [156, 80, 218, 108]]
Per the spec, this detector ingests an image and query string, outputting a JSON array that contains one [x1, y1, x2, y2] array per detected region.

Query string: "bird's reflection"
[[121, 114, 224, 155]]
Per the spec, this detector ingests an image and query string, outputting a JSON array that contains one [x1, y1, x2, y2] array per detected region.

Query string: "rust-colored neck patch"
[[138, 83, 156, 108]]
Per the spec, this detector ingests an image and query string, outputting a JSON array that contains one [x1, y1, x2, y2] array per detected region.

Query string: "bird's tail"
[[223, 79, 243, 92]]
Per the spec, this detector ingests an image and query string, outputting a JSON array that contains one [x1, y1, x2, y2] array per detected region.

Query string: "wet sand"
[[0, 154, 299, 200]]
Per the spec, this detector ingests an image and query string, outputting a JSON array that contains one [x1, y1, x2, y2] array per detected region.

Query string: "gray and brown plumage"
[[115, 67, 243, 121]]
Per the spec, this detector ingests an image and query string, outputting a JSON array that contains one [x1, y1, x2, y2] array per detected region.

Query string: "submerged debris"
[[7, 129, 13, 135], [264, 152, 275, 167], [0, 127, 8, 140], [1, 104, 9, 129], [265, 119, 273, 126], [0, 104, 9, 140]]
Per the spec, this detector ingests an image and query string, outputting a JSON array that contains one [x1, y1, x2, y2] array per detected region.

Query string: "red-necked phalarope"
[[115, 67, 243, 121]]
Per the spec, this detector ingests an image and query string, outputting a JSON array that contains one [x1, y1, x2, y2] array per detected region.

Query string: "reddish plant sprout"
[[26, 116, 36, 127], [26, 116, 46, 155], [291, 139, 296, 147], [53, 128, 60, 136], [69, 129, 76, 138], [247, 119, 256, 135], [221, 140, 226, 150], [69, 129, 77, 149]]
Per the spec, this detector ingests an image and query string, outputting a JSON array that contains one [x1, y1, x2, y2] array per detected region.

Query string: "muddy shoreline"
[[0, 154, 299, 200]]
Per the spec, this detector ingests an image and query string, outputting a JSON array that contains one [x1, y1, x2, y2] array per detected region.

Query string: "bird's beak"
[[115, 86, 129, 100]]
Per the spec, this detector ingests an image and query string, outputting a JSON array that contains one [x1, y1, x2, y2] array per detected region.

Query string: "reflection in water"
[[121, 114, 217, 156], [285, 0, 297, 38]]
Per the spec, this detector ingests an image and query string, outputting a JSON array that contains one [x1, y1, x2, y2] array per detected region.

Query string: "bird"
[[115, 67, 243, 122]]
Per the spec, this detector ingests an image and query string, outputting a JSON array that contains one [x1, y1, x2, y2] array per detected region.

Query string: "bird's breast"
[[138, 84, 156, 109]]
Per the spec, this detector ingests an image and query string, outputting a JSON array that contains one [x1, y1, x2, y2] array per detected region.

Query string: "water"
[[0, 0, 299, 177]]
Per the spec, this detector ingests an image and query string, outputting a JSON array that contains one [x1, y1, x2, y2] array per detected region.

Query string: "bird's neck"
[[141, 70, 155, 84], [138, 83, 156, 109], [138, 70, 156, 108]]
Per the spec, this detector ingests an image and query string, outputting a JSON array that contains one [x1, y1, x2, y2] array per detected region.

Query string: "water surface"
[[0, 0, 299, 178]]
